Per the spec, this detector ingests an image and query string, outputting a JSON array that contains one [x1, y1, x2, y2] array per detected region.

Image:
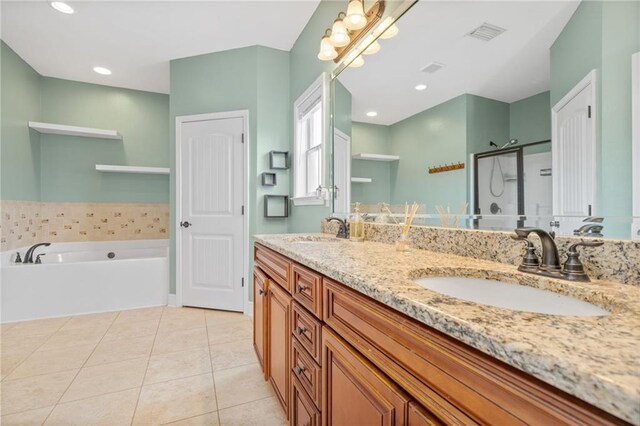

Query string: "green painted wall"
[[551, 0, 640, 216], [1, 42, 41, 201], [288, 0, 352, 233], [351, 122, 391, 204], [388, 95, 468, 211], [170, 45, 290, 294], [39, 78, 169, 203], [509, 91, 551, 145]]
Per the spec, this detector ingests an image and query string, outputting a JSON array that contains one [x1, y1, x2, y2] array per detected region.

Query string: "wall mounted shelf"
[[351, 177, 373, 183], [95, 165, 169, 175], [29, 121, 122, 140], [352, 153, 400, 162]]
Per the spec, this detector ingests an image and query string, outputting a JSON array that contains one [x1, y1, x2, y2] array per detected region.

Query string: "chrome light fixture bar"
[[317, 0, 395, 65]]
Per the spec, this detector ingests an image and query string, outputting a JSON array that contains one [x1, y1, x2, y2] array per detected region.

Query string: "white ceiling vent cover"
[[466, 23, 506, 41], [421, 62, 446, 74]]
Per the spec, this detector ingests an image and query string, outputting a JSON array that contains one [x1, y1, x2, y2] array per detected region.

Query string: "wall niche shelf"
[[352, 153, 400, 162], [95, 165, 169, 175], [351, 177, 372, 183], [29, 121, 122, 140]]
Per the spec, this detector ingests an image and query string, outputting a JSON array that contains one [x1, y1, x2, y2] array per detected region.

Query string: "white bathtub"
[[1, 239, 169, 323]]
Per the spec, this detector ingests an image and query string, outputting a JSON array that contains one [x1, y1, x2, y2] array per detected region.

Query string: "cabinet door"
[[291, 375, 321, 426], [253, 267, 268, 379], [268, 281, 292, 418], [408, 402, 444, 426], [322, 327, 410, 426]]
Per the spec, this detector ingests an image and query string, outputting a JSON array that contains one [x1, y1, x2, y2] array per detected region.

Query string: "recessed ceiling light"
[[415, 84, 427, 91], [93, 67, 112, 75], [50, 2, 74, 14], [366, 111, 377, 117]]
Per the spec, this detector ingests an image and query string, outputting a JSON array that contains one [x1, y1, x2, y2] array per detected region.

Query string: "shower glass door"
[[474, 148, 523, 230]]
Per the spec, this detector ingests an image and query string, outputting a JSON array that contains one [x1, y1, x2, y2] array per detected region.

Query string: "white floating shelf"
[[352, 153, 400, 162], [96, 165, 169, 175], [351, 177, 373, 183], [29, 121, 122, 140]]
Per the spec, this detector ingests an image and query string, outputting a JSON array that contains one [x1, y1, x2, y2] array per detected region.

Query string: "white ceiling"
[[339, 1, 581, 125], [1, 0, 321, 94]]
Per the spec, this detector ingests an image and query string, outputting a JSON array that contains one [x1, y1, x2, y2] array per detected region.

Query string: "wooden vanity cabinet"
[[253, 266, 268, 378]]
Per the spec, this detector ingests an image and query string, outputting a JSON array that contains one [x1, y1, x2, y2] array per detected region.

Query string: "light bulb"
[[330, 18, 350, 47], [363, 40, 381, 55], [380, 23, 399, 40], [344, 0, 366, 31], [348, 55, 365, 68], [50, 1, 74, 14], [317, 35, 337, 61]]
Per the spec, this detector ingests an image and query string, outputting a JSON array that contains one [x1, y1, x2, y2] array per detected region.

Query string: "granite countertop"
[[254, 233, 640, 425]]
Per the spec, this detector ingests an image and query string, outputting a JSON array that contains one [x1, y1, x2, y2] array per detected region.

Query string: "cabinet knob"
[[294, 364, 306, 375], [258, 289, 266, 296], [297, 284, 309, 293], [295, 326, 306, 335]]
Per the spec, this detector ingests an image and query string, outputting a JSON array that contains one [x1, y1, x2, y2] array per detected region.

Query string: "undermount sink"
[[283, 235, 342, 243], [414, 277, 609, 316]]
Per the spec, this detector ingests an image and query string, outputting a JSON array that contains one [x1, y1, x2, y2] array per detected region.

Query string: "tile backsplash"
[[1, 200, 169, 251], [321, 220, 640, 286]]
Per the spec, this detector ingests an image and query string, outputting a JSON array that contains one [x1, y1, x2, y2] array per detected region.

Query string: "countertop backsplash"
[[321, 220, 639, 286]]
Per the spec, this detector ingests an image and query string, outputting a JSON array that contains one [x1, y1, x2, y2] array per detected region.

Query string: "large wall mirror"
[[331, 0, 640, 240]]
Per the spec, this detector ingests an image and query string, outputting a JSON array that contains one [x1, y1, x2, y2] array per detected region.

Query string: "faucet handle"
[[511, 235, 539, 271], [35, 254, 46, 264], [562, 240, 604, 282], [14, 252, 23, 263]]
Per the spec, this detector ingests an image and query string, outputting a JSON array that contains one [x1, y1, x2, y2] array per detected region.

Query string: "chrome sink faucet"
[[513, 227, 603, 282], [325, 217, 350, 239]]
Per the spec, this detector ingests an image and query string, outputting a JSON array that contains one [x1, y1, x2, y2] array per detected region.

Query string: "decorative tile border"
[[1, 200, 169, 251], [321, 220, 640, 286]]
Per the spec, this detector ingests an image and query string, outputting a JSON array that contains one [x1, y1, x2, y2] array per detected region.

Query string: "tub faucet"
[[24, 243, 51, 264]]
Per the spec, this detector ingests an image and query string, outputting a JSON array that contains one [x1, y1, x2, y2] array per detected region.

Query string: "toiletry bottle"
[[349, 203, 365, 242]]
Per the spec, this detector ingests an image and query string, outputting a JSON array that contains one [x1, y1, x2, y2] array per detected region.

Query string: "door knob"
[[180, 221, 192, 228]]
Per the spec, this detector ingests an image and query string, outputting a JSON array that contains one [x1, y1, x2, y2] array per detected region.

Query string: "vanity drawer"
[[291, 263, 322, 318], [291, 374, 321, 426], [255, 244, 291, 293], [292, 302, 322, 365], [292, 338, 322, 409]]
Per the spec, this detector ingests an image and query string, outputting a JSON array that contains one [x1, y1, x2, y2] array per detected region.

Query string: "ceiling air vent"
[[420, 62, 445, 74], [466, 23, 506, 41]]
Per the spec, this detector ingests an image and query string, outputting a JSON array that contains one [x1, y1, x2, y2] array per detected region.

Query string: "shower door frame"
[[472, 140, 552, 227]]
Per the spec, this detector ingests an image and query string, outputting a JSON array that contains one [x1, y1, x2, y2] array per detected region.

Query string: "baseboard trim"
[[167, 294, 177, 307]]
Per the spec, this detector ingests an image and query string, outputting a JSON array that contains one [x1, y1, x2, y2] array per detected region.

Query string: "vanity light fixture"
[[317, 29, 338, 61], [317, 0, 388, 64], [415, 84, 428, 91], [344, 0, 367, 30], [330, 13, 351, 47], [50, 1, 74, 14], [379, 21, 399, 39], [366, 111, 378, 117], [93, 66, 112, 75]]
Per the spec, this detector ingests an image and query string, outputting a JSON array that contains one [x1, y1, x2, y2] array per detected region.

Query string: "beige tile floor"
[[0, 307, 287, 425]]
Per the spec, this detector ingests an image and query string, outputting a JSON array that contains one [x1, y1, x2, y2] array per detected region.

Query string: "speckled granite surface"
[[254, 233, 640, 425], [321, 221, 640, 286]]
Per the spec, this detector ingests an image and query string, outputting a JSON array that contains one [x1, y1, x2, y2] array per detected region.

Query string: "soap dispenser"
[[349, 202, 365, 242]]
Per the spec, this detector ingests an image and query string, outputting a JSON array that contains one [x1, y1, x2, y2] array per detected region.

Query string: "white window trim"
[[292, 73, 329, 206]]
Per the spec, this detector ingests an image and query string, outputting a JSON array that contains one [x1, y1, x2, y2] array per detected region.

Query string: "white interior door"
[[333, 129, 351, 215], [179, 115, 245, 311], [552, 71, 596, 234]]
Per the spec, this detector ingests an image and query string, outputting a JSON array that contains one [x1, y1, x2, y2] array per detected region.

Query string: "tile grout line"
[[130, 307, 165, 426], [41, 311, 121, 425], [204, 310, 223, 426]]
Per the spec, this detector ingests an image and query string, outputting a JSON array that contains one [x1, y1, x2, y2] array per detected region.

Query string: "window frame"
[[292, 73, 329, 206]]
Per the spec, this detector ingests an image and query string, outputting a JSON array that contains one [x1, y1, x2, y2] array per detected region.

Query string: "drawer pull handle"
[[297, 284, 309, 293], [294, 365, 306, 375], [258, 289, 266, 296], [295, 326, 306, 335]]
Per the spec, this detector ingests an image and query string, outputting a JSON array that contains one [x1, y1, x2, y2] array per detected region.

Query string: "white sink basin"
[[414, 277, 609, 316]]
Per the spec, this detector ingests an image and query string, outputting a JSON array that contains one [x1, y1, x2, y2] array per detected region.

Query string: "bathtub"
[[1, 239, 169, 323]]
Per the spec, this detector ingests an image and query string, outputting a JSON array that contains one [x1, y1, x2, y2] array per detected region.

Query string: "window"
[[293, 74, 327, 205]]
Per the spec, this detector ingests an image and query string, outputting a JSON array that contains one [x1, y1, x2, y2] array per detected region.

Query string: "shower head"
[[501, 138, 518, 149]]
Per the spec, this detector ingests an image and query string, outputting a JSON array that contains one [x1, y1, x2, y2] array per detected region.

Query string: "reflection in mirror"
[[331, 0, 640, 240]]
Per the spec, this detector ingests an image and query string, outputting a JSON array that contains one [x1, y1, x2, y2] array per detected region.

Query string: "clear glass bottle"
[[349, 203, 365, 242]]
